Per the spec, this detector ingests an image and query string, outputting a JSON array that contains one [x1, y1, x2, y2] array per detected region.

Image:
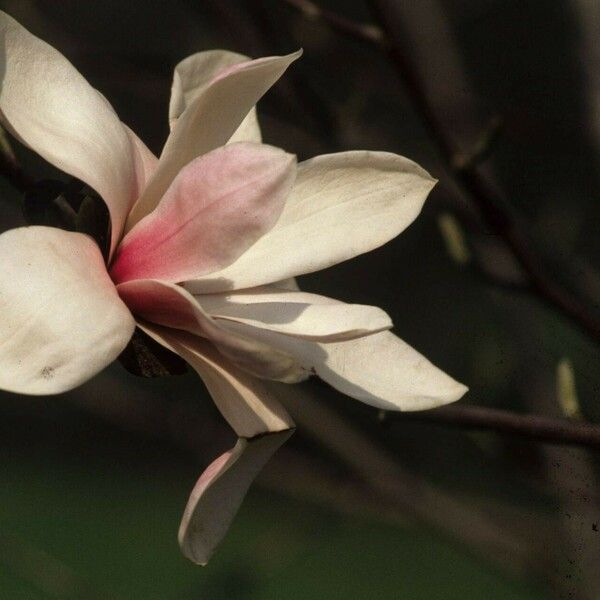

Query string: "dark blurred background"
[[0, 1, 598, 598]]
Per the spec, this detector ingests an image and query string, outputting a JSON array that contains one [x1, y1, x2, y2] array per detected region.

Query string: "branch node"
[[451, 115, 503, 173]]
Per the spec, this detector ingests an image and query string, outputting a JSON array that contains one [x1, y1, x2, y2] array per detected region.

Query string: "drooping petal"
[[111, 143, 296, 284], [0, 12, 137, 255], [140, 322, 294, 437], [186, 151, 436, 293], [127, 51, 301, 229], [169, 50, 262, 143], [215, 319, 468, 411], [178, 430, 293, 565], [198, 286, 393, 342], [0, 226, 135, 395], [117, 279, 307, 383]]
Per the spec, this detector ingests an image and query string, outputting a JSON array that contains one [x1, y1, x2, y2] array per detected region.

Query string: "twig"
[[365, 0, 600, 343], [273, 382, 553, 577], [450, 115, 503, 172], [281, 0, 385, 47], [282, 0, 600, 342], [384, 404, 600, 448]]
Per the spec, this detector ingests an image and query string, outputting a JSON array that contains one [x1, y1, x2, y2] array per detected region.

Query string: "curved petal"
[[227, 110, 262, 145], [312, 332, 468, 410], [186, 151, 436, 293], [117, 279, 307, 383], [215, 319, 468, 411], [0, 226, 135, 395], [124, 124, 158, 193], [169, 49, 262, 143], [178, 430, 293, 565], [0, 12, 136, 255], [140, 322, 294, 437], [127, 50, 301, 229], [198, 286, 393, 342], [111, 143, 296, 284]]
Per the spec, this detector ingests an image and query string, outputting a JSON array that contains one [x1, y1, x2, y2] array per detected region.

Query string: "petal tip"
[[451, 381, 469, 401]]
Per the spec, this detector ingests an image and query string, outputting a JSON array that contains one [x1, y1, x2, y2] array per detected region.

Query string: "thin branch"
[[281, 0, 386, 47], [450, 115, 503, 172], [457, 170, 600, 342], [274, 382, 554, 577], [282, 0, 600, 343], [383, 404, 600, 448], [364, 0, 600, 343]]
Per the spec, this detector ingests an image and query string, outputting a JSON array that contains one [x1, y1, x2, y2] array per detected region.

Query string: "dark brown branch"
[[283, 0, 600, 342], [275, 382, 554, 577], [385, 404, 600, 448], [281, 0, 386, 47], [365, 0, 600, 343]]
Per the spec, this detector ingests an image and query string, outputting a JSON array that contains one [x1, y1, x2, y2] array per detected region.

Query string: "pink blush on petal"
[[110, 217, 173, 284], [116, 278, 204, 332], [110, 142, 295, 284]]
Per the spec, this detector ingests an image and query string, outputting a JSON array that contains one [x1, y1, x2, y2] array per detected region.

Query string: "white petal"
[[186, 151, 436, 293], [227, 110, 262, 144], [140, 323, 294, 437], [124, 124, 158, 193], [169, 49, 262, 143], [216, 319, 468, 411], [178, 430, 293, 565], [198, 286, 392, 342], [117, 279, 307, 383], [0, 12, 136, 255], [313, 331, 468, 410], [127, 51, 301, 229], [0, 227, 135, 395]]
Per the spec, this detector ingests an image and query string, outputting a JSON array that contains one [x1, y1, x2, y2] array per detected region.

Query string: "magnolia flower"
[[0, 12, 467, 564]]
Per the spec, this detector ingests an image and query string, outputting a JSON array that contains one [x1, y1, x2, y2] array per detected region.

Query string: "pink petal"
[[110, 143, 295, 284]]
